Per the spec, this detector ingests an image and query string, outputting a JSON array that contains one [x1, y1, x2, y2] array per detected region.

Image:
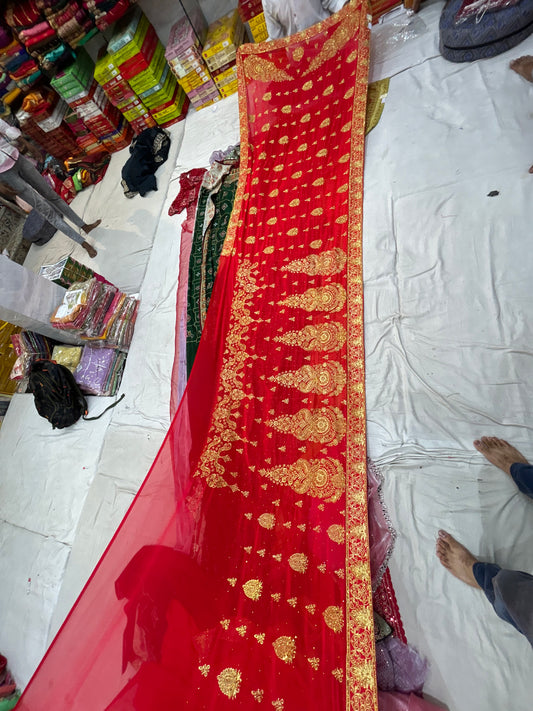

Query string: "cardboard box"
[[202, 10, 241, 60]]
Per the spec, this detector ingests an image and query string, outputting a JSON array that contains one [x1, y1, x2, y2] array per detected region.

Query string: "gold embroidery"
[[244, 56, 292, 83], [317, 563, 326, 573], [327, 523, 345, 543], [269, 188, 279, 197], [258, 512, 276, 529], [339, 153, 350, 163], [292, 46, 304, 61], [259, 457, 345, 502], [303, 9, 360, 75], [228, 577, 237, 586], [282, 248, 346, 276], [287, 597, 297, 607], [272, 700, 284, 711], [310, 239, 322, 249], [271, 592, 281, 601], [269, 361, 345, 396], [261, 123, 270, 133], [335, 568, 345, 579], [312, 177, 324, 186], [263, 91, 272, 101], [267, 407, 346, 445], [273, 164, 283, 171], [217, 668, 242, 699], [301, 113, 311, 123], [307, 657, 320, 670], [220, 619, 230, 630], [196, 263, 258, 488], [274, 323, 347, 352], [267, 216, 278, 225], [289, 198, 300, 207], [236, 625, 248, 636], [311, 207, 323, 216], [252, 689, 264, 702], [254, 633, 265, 644], [287, 227, 298, 236], [292, 170, 302, 179], [303, 80, 313, 90], [323, 605, 344, 633], [288, 552, 308, 573], [332, 668, 344, 683], [273, 636, 296, 663], [337, 183, 348, 192], [320, 118, 330, 128], [305, 603, 316, 614], [344, 87, 354, 99], [272, 553, 282, 561], [341, 121, 352, 132], [323, 84, 334, 96], [199, 664, 210, 677], [316, 148, 328, 157], [336, 215, 348, 224], [243, 579, 263, 600], [278, 284, 346, 313], [264, 245, 275, 254], [297, 143, 308, 152], [279, 135, 289, 144], [281, 105, 291, 114]]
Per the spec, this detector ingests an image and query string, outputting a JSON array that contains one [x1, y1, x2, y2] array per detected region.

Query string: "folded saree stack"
[[17, 4, 377, 710]]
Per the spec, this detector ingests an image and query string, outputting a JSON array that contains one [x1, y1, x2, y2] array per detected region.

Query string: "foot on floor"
[[436, 530, 480, 588], [473, 436, 529, 477]]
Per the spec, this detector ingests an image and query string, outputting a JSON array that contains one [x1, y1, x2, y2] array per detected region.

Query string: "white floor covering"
[[1, 3, 533, 708]]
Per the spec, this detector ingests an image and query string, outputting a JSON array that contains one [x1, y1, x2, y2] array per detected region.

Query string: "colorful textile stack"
[[165, 14, 221, 112], [238, 0, 268, 42], [95, 51, 156, 135], [0, 32, 41, 91], [39, 0, 96, 49], [83, 0, 131, 32], [39, 255, 94, 287], [9, 330, 56, 383], [107, 7, 189, 128], [202, 9, 245, 99], [51, 49, 130, 153], [50, 277, 139, 350], [73, 346, 126, 395]]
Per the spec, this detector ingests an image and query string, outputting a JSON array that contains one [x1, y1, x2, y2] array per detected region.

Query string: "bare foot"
[[473, 436, 529, 477], [510, 56, 533, 83], [436, 530, 480, 588], [81, 241, 97, 258], [82, 219, 101, 234]]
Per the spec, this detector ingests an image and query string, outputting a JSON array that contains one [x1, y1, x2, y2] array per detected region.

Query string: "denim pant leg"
[[473, 562, 533, 643], [509, 463, 533, 499], [0, 163, 84, 244]]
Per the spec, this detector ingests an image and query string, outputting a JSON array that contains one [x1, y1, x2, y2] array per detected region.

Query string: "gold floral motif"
[[323, 605, 344, 633], [243, 579, 263, 600], [305, 604, 316, 614], [199, 664, 210, 677], [272, 700, 284, 711], [196, 263, 258, 489], [254, 633, 265, 644], [303, 9, 360, 75], [281, 248, 346, 276], [307, 657, 320, 670], [327, 523, 345, 544], [341, 121, 352, 133], [236, 625, 248, 636], [292, 46, 304, 61], [287, 597, 297, 608], [273, 164, 283, 171], [217, 667, 242, 699], [269, 361, 345, 396], [220, 619, 230, 630], [228, 577, 237, 586], [267, 216, 278, 225], [273, 636, 296, 663], [278, 284, 346, 313], [258, 513, 276, 529], [252, 689, 264, 702], [244, 55, 292, 83], [271, 592, 281, 601], [288, 552, 308, 573], [259, 457, 345, 502], [267, 407, 346, 445], [332, 668, 344, 683], [275, 322, 347, 352]]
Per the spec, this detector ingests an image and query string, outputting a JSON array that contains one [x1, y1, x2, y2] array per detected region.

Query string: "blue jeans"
[[472, 462, 533, 645]]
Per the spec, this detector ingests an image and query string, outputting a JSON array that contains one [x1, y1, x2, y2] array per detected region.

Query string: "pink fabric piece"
[[368, 458, 395, 590], [169, 168, 207, 418], [379, 691, 445, 711], [376, 637, 428, 694]]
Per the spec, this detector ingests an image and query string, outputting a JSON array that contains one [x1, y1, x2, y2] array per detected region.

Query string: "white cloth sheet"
[[1, 3, 533, 708]]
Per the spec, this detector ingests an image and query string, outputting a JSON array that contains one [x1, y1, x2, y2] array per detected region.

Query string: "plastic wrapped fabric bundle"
[[74, 346, 117, 395], [49, 278, 93, 327], [51, 344, 83, 372]]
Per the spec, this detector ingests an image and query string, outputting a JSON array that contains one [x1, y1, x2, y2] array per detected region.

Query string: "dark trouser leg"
[[510, 462, 533, 499], [0, 162, 84, 244], [473, 562, 533, 645]]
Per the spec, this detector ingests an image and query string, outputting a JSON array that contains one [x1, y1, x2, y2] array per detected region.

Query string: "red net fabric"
[[17, 3, 374, 709]]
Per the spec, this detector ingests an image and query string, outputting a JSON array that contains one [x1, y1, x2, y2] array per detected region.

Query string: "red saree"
[[17, 3, 374, 709]]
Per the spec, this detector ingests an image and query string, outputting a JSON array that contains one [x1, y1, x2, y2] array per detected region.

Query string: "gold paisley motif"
[[310, 239, 323, 248], [244, 55, 293, 83], [336, 215, 348, 224], [259, 457, 345, 502], [292, 46, 304, 61], [301, 113, 311, 123], [292, 170, 303, 179], [313, 177, 325, 186], [344, 87, 354, 99], [267, 216, 278, 225], [278, 284, 346, 313], [327, 523, 345, 544], [311, 207, 323, 216], [323, 605, 344, 633], [243, 579, 263, 600], [323, 84, 334, 96], [281, 105, 291, 114], [303, 10, 360, 75], [258, 513, 276, 529], [288, 552, 308, 573], [282, 248, 346, 276], [279, 135, 289, 144], [267, 407, 346, 445], [273, 636, 296, 663], [273, 164, 283, 171], [263, 91, 272, 101], [264, 245, 275, 254], [320, 118, 330, 128], [269, 188, 279, 197], [297, 143, 308, 152], [217, 668, 242, 699], [287, 227, 298, 236], [339, 153, 350, 163], [269, 361, 345, 396], [303, 80, 313, 90], [316, 148, 328, 157], [274, 322, 347, 352], [289, 198, 301, 207]]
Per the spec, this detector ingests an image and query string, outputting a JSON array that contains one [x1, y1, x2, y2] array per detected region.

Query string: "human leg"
[[473, 436, 533, 497]]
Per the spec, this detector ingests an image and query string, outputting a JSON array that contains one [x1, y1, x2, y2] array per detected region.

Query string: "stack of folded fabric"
[[83, 0, 131, 33], [238, 0, 268, 42], [39, 254, 95, 287], [95, 50, 156, 135], [21, 86, 59, 120], [107, 7, 189, 128], [165, 14, 221, 112], [73, 345, 126, 396], [40, 0, 97, 50], [9, 330, 56, 384], [202, 9, 245, 99], [50, 277, 140, 350], [4, 2, 59, 80], [51, 344, 83, 372]]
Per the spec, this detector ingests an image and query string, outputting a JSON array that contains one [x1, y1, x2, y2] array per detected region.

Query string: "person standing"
[[263, 0, 349, 40], [0, 116, 101, 258]]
